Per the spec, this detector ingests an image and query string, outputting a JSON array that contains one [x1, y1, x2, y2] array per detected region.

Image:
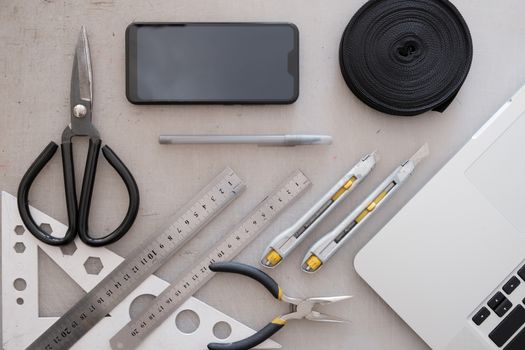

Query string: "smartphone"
[[126, 23, 299, 104]]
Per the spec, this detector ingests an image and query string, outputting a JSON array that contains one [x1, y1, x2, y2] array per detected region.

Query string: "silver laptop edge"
[[355, 85, 525, 349]]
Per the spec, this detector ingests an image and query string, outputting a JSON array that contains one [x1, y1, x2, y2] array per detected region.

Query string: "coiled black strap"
[[340, 0, 473, 116]]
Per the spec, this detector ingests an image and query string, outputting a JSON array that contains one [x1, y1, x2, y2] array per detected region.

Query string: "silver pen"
[[302, 144, 430, 273], [260, 152, 379, 268], [159, 134, 333, 146]]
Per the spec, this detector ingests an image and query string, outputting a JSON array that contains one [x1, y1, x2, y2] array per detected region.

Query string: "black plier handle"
[[208, 262, 286, 350], [17, 137, 139, 246]]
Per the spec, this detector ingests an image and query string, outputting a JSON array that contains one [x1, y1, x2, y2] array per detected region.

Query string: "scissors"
[[207, 262, 351, 350], [17, 27, 140, 247]]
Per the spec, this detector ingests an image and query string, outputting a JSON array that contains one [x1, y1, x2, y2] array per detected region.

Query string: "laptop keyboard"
[[471, 263, 525, 348], [489, 305, 525, 347]]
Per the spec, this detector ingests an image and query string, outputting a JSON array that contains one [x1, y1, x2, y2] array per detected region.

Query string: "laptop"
[[355, 85, 525, 350]]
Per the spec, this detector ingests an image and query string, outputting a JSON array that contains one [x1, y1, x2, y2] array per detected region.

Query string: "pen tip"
[[317, 135, 333, 145]]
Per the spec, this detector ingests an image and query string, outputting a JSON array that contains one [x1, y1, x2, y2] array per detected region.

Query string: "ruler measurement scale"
[[111, 170, 311, 349], [28, 168, 246, 350]]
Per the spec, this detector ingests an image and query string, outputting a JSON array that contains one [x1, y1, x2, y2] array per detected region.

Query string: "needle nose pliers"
[[208, 262, 351, 350]]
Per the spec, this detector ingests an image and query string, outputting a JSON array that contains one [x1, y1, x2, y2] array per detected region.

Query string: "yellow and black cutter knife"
[[208, 262, 351, 350], [260, 152, 378, 268], [302, 143, 430, 273]]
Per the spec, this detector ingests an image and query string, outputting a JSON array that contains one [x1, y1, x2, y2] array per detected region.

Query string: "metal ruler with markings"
[[27, 168, 246, 350], [110, 170, 311, 350]]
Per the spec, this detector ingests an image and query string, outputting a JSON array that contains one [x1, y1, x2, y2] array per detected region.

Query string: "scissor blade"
[[72, 26, 93, 104]]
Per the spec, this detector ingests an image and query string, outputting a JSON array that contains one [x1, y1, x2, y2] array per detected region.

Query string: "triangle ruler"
[[1, 191, 280, 349]]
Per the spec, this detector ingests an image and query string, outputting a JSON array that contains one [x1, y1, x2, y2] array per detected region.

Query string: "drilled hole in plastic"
[[14, 242, 26, 253], [16, 298, 24, 305], [14, 225, 25, 235], [175, 310, 200, 334], [39, 223, 52, 234], [14, 278, 27, 291], [60, 241, 77, 256], [213, 321, 232, 339], [129, 294, 156, 320], [84, 257, 103, 275]]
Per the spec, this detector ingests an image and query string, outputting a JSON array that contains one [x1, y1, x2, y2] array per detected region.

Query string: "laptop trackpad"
[[466, 112, 525, 233]]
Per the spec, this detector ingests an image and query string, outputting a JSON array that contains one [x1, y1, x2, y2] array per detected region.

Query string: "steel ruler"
[[27, 168, 245, 350], [110, 170, 311, 349]]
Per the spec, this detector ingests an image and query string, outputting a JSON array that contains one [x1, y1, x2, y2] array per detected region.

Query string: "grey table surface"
[[2, 0, 525, 349]]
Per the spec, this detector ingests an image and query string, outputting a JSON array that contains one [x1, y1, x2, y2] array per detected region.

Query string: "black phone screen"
[[126, 23, 299, 104]]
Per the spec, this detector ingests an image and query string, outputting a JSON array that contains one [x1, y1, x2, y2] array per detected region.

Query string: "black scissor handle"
[[77, 138, 140, 246], [17, 141, 78, 246], [17, 139, 139, 247]]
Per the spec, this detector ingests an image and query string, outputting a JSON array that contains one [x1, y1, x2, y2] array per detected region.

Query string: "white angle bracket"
[[1, 192, 280, 350]]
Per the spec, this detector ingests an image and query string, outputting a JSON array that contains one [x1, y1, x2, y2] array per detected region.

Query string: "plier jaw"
[[282, 295, 352, 323]]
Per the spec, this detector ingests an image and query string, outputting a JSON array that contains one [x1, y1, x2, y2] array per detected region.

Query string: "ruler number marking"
[[28, 169, 245, 350], [114, 171, 311, 347]]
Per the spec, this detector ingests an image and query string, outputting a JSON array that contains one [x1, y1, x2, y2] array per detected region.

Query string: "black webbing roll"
[[339, 0, 473, 116]]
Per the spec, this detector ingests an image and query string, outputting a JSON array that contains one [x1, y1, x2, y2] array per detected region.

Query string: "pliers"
[[208, 262, 351, 350]]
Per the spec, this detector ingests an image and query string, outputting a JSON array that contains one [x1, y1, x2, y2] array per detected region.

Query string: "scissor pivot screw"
[[73, 104, 87, 118]]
